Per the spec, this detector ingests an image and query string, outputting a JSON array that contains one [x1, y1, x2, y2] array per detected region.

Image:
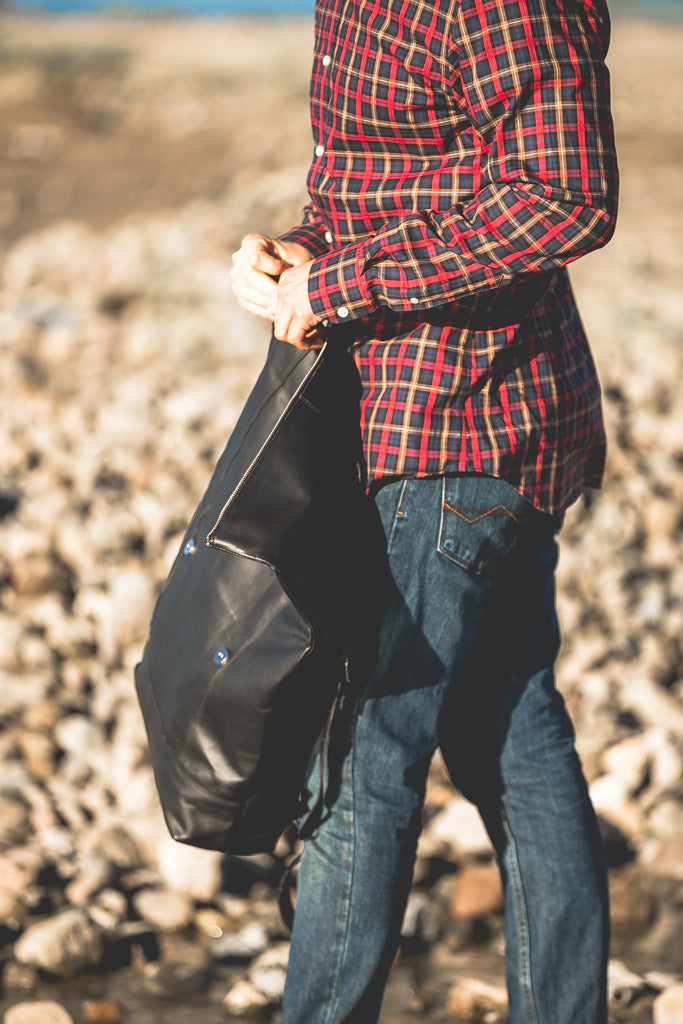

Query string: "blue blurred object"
[[5, 0, 680, 16], [7, 0, 315, 12]]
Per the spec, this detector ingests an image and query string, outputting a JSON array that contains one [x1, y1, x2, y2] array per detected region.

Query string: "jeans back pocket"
[[438, 475, 536, 578]]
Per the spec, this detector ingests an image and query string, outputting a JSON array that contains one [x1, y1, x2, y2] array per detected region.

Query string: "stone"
[[0, 850, 42, 896], [14, 909, 104, 977], [54, 715, 108, 772], [211, 921, 270, 963], [107, 568, 154, 648], [608, 959, 648, 1009], [11, 551, 73, 598], [223, 979, 270, 1019], [449, 861, 504, 921], [4, 1001, 74, 1024], [1, 961, 40, 995], [0, 614, 22, 670], [194, 907, 228, 939], [155, 835, 222, 901], [647, 795, 683, 838], [87, 888, 128, 934], [81, 1001, 124, 1024], [400, 893, 441, 955], [14, 729, 55, 781], [133, 888, 194, 931], [140, 960, 207, 999], [447, 977, 508, 1019], [589, 774, 644, 838], [639, 836, 683, 880], [653, 983, 683, 1024], [418, 796, 493, 858], [602, 734, 650, 795], [249, 964, 287, 1004], [0, 796, 31, 850], [65, 856, 116, 906], [85, 825, 146, 871], [0, 890, 24, 926]]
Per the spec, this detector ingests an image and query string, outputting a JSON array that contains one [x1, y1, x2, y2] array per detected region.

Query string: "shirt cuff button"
[[410, 296, 419, 304], [324, 230, 333, 244], [337, 306, 349, 319]]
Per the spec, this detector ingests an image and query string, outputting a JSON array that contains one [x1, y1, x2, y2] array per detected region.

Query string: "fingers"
[[233, 233, 291, 278], [230, 259, 277, 320], [272, 263, 322, 348]]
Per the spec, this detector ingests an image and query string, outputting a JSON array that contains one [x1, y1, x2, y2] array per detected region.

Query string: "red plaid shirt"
[[281, 0, 618, 514]]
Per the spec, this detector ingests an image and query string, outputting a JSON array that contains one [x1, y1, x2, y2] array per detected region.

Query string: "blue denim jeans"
[[280, 474, 608, 1024]]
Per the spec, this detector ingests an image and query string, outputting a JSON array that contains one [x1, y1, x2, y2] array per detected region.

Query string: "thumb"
[[241, 234, 290, 276]]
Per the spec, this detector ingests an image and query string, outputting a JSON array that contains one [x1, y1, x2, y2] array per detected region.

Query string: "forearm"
[[306, 0, 618, 327]]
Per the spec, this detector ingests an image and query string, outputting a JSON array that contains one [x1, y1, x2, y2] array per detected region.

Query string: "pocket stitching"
[[442, 502, 522, 526]]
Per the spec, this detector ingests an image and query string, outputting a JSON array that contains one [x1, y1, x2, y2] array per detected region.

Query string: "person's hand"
[[230, 234, 313, 322], [272, 261, 324, 350]]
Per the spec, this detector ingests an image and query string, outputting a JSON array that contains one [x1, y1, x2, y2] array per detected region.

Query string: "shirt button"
[[410, 296, 419, 304], [322, 54, 332, 67], [315, 144, 324, 157], [337, 306, 349, 319], [324, 230, 333, 244]]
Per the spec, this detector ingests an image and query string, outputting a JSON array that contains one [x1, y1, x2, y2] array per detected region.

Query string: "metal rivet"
[[214, 648, 229, 665], [183, 538, 197, 556]]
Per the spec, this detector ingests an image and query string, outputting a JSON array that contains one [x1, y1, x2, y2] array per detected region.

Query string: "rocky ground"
[[0, 13, 682, 1024]]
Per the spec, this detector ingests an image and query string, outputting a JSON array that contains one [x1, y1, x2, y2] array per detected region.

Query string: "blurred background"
[[0, 3, 682, 1023]]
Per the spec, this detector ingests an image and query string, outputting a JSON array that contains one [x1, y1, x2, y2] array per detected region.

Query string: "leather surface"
[[135, 338, 382, 854]]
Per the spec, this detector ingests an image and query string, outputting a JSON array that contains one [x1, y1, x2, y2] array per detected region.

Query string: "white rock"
[[4, 1000, 74, 1024], [447, 977, 508, 1018], [0, 614, 22, 670], [654, 983, 683, 1024], [87, 888, 128, 934], [647, 796, 683, 838], [589, 774, 644, 838], [14, 908, 104, 976], [223, 979, 270, 1018], [608, 959, 647, 1008], [64, 855, 116, 906], [248, 943, 290, 1004], [602, 734, 650, 794], [156, 835, 223, 902], [108, 568, 154, 649], [133, 888, 194, 931], [644, 728, 683, 797], [418, 796, 492, 858], [54, 715, 107, 771]]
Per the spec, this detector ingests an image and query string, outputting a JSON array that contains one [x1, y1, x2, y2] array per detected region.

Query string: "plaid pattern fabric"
[[281, 0, 618, 514]]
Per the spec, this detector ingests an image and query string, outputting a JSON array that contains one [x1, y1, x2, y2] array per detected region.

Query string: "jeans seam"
[[322, 728, 358, 1024], [502, 809, 541, 1024], [386, 479, 409, 552]]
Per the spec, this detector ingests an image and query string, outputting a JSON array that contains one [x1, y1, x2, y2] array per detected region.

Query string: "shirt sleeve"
[[306, 0, 619, 326], [278, 203, 332, 259]]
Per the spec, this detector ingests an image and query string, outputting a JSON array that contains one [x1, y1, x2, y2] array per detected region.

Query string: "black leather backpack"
[[135, 336, 385, 856]]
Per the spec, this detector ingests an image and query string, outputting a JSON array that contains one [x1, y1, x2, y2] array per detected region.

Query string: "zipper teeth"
[[207, 343, 326, 544]]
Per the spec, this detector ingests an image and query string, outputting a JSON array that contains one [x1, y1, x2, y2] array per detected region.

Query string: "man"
[[231, 1, 618, 1021]]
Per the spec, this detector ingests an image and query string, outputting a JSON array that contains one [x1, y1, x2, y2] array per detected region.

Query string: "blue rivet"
[[183, 538, 197, 556], [213, 648, 229, 665]]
